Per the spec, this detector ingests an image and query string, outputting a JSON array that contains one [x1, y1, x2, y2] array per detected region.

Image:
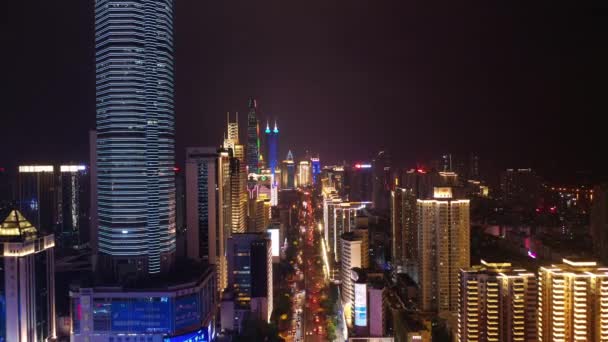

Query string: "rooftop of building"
[[0, 209, 42, 242], [71, 258, 214, 293], [341, 230, 367, 241]]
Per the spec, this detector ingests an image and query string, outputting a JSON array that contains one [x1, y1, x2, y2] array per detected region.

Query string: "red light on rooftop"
[[173, 167, 180, 172], [417, 168, 426, 174], [355, 164, 362, 169]]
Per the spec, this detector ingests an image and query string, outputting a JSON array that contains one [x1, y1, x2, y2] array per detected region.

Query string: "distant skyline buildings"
[[94, 0, 176, 276]]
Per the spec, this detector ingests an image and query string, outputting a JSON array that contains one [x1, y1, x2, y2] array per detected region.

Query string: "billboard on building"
[[354, 283, 367, 327], [268, 228, 280, 257]]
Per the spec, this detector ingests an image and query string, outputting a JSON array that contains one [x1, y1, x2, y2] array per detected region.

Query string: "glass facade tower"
[[95, 0, 176, 276]]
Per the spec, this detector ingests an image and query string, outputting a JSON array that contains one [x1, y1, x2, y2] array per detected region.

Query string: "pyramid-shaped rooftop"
[[0, 209, 38, 239]]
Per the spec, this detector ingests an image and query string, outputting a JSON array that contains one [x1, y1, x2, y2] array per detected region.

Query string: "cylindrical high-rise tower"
[[95, 0, 176, 276]]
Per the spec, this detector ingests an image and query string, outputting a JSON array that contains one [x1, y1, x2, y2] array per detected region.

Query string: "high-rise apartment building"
[[0, 210, 56, 341], [17, 165, 56, 233], [95, 0, 176, 276], [372, 151, 391, 211], [391, 187, 417, 276], [538, 259, 608, 342], [458, 261, 537, 342], [340, 228, 369, 326], [185, 147, 221, 269], [418, 187, 470, 317], [345, 163, 373, 202], [246, 97, 260, 174], [226, 233, 273, 323]]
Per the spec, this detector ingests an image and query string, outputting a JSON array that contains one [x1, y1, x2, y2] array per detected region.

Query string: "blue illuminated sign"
[[163, 329, 209, 342], [111, 299, 171, 333]]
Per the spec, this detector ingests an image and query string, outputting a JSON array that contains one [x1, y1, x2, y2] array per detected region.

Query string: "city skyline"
[[2, 2, 608, 341], [2, 2, 608, 179]]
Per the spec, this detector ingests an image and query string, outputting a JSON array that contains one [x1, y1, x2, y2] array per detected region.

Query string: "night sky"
[[2, 1, 607, 180]]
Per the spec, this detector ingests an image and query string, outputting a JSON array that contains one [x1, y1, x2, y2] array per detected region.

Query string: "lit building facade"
[[345, 163, 373, 202], [538, 259, 608, 342], [372, 151, 391, 211], [311, 157, 321, 185], [246, 98, 260, 174], [57, 165, 89, 249], [391, 187, 417, 276], [280, 151, 296, 190], [458, 261, 537, 342], [226, 233, 273, 323], [0, 210, 56, 342], [224, 113, 247, 234], [298, 160, 312, 187], [418, 187, 470, 317], [17, 165, 56, 234], [341, 229, 369, 326], [70, 264, 216, 342], [95, 0, 176, 276], [264, 121, 279, 178], [185, 147, 227, 297]]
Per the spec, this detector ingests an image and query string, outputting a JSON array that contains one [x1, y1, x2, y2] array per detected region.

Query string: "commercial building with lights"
[[94, 0, 176, 276], [226, 233, 273, 324], [70, 262, 216, 342], [17, 165, 56, 234], [418, 187, 470, 317], [224, 113, 248, 235], [280, 151, 296, 189], [297, 160, 312, 187], [537, 258, 608, 342], [345, 163, 373, 202], [0, 210, 56, 342], [264, 120, 279, 177], [391, 187, 417, 277], [57, 165, 89, 249], [322, 188, 371, 264], [311, 157, 321, 185], [458, 261, 537, 342], [341, 229, 369, 326], [371, 151, 391, 211], [185, 147, 228, 297], [246, 98, 260, 174]]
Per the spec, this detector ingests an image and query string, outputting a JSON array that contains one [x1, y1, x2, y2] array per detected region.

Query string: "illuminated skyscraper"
[[224, 114, 248, 234], [345, 163, 373, 202], [372, 150, 391, 211], [418, 187, 470, 317], [297, 160, 312, 187], [185, 147, 216, 263], [280, 151, 296, 189], [246, 97, 260, 174], [538, 259, 608, 342], [265, 120, 279, 176], [391, 187, 417, 276], [311, 157, 321, 184], [340, 228, 369, 327], [57, 165, 89, 248], [458, 261, 537, 342], [226, 233, 273, 323], [95, 0, 176, 276], [0, 210, 56, 341]]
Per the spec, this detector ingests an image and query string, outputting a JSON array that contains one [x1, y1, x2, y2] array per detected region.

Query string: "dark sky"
[[2, 1, 607, 180]]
